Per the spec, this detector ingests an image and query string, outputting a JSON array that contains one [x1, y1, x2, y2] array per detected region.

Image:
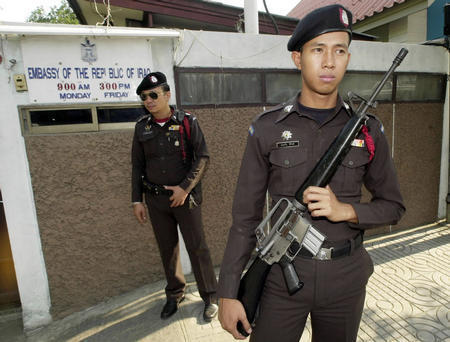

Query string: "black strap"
[[331, 233, 363, 258], [142, 178, 173, 196], [298, 233, 363, 259]]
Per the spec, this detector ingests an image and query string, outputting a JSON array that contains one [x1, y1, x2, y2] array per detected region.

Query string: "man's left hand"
[[303, 185, 358, 223], [164, 185, 188, 207]]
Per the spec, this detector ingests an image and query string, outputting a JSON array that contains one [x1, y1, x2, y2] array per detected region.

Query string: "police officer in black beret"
[[131, 71, 218, 322], [218, 4, 404, 341]]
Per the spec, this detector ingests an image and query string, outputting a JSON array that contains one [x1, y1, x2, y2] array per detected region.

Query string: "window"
[[97, 107, 143, 123], [339, 73, 393, 102], [21, 104, 145, 135], [176, 68, 445, 108], [30, 108, 93, 126], [265, 72, 301, 104], [179, 72, 262, 105], [396, 74, 445, 101]]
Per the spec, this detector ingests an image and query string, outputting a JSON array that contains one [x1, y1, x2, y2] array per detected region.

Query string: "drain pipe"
[[244, 0, 259, 34], [440, 50, 450, 221]]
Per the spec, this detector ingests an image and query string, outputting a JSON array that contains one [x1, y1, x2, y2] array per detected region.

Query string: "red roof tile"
[[288, 0, 407, 22]]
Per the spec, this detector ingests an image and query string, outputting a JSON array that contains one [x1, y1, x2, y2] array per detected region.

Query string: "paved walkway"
[[2, 222, 449, 341]]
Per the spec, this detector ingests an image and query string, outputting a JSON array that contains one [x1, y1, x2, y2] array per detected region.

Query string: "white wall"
[[0, 36, 52, 331], [176, 30, 448, 74]]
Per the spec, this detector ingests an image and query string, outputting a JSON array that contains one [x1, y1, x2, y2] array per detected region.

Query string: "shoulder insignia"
[[248, 124, 255, 136]]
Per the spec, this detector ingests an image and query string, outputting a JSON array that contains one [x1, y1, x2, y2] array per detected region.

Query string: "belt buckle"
[[313, 247, 333, 260]]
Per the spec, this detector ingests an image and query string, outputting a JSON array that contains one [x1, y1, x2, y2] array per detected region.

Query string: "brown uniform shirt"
[[218, 95, 405, 299], [131, 108, 209, 203]]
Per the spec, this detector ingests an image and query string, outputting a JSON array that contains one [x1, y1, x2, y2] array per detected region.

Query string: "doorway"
[[0, 191, 20, 309]]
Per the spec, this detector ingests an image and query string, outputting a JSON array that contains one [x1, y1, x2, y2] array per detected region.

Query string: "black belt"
[[298, 233, 363, 260], [142, 179, 173, 196]]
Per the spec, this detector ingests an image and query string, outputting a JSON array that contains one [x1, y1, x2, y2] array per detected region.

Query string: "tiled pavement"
[[3, 222, 449, 341]]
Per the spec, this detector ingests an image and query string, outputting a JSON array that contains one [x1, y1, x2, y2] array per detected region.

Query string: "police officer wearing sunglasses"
[[131, 72, 218, 322]]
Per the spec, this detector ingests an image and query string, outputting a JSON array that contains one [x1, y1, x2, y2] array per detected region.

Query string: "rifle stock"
[[236, 258, 271, 337]]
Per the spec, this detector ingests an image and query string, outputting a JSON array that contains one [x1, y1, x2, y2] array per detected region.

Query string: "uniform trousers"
[[145, 193, 218, 302], [250, 246, 374, 342]]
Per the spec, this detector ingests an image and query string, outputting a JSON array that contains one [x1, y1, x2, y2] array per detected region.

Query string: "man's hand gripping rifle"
[[236, 48, 408, 337]]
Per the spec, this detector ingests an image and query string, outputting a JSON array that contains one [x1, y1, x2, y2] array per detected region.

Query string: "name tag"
[[169, 125, 180, 131], [351, 139, 365, 147], [276, 141, 299, 148]]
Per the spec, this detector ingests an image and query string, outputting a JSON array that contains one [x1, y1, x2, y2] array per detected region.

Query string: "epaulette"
[[254, 103, 285, 121], [174, 109, 187, 123], [366, 112, 385, 133], [136, 114, 151, 123]]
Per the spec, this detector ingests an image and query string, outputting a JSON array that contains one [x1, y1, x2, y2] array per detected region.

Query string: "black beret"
[[136, 71, 167, 95], [287, 4, 353, 52]]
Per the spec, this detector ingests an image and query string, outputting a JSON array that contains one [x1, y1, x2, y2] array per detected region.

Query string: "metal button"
[[284, 159, 290, 166], [349, 160, 354, 166], [162, 170, 166, 174]]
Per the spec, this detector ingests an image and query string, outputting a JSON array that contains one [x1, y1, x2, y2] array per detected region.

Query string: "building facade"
[[0, 23, 448, 331]]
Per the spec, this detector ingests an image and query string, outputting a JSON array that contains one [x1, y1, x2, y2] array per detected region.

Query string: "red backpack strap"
[[183, 114, 191, 141]]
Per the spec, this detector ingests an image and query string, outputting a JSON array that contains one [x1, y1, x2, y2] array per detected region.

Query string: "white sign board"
[[21, 37, 153, 103]]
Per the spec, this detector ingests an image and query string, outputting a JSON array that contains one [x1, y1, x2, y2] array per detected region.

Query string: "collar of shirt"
[[149, 106, 178, 125], [275, 92, 350, 124]]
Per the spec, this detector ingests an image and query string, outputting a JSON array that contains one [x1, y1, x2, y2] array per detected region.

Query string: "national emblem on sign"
[[81, 38, 97, 63], [281, 130, 292, 140]]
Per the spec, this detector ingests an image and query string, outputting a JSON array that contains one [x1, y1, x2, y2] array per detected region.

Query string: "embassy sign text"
[[27, 66, 151, 101], [21, 37, 155, 103]]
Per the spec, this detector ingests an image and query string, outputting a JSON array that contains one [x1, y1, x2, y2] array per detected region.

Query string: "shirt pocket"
[[330, 147, 370, 197], [166, 131, 183, 155], [137, 126, 157, 143], [269, 147, 308, 196]]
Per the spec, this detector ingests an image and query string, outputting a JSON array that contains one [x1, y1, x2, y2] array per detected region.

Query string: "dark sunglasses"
[[140, 91, 160, 101]]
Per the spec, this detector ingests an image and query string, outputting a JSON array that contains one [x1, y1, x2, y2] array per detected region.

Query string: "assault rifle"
[[236, 48, 408, 337]]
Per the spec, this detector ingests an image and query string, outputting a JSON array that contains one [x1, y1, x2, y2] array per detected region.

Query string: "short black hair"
[[161, 83, 170, 92]]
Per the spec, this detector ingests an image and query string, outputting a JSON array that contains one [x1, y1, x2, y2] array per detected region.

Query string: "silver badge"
[[281, 130, 293, 140], [284, 105, 293, 112]]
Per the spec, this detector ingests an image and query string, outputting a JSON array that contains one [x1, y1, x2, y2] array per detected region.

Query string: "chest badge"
[[281, 130, 293, 140], [169, 125, 180, 131], [351, 139, 365, 147], [174, 141, 180, 146]]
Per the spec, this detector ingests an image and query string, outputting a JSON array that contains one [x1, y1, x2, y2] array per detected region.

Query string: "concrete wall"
[[0, 25, 448, 328]]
